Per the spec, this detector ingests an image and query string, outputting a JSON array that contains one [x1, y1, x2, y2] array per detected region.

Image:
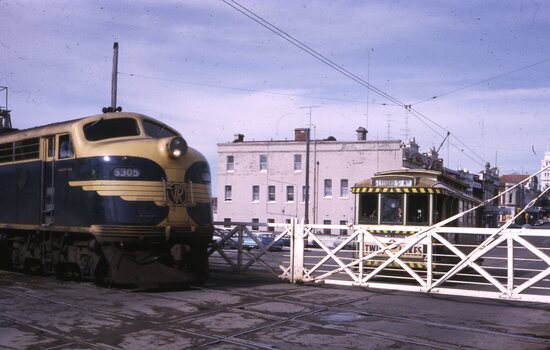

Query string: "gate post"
[[290, 218, 306, 283]]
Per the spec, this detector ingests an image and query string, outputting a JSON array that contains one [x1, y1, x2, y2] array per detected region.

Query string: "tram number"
[[364, 243, 423, 258]]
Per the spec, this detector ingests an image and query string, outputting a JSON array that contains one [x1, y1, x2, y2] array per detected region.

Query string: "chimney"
[[233, 133, 244, 143], [356, 126, 368, 141], [295, 128, 308, 141]]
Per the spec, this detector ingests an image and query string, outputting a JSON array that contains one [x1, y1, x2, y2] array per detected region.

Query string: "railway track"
[[1, 270, 549, 349]]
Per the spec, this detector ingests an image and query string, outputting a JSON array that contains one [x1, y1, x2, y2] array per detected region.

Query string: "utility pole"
[[304, 128, 311, 224], [299, 106, 319, 224], [0, 86, 11, 129]]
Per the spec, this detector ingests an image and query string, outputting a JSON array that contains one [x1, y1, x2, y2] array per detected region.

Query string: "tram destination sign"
[[374, 179, 413, 187]]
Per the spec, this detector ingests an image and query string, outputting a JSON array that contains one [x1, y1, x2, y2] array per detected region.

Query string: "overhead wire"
[[118, 71, 398, 105], [223, 0, 488, 168], [222, 0, 405, 107], [411, 57, 550, 106]]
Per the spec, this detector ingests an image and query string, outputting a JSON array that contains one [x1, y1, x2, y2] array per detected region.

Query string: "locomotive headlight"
[[167, 137, 188, 159]]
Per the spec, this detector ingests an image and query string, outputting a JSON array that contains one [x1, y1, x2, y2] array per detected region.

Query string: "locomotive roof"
[[0, 112, 171, 142]]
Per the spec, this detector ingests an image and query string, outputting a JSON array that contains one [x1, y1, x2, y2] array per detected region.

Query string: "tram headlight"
[[167, 137, 188, 159]]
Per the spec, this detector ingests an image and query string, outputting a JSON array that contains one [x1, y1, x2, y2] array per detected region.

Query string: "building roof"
[[500, 174, 529, 185]]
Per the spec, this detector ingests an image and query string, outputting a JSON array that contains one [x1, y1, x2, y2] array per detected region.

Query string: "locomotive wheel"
[[55, 263, 81, 281], [190, 243, 209, 285], [93, 258, 113, 286], [0, 243, 11, 270], [23, 259, 45, 275]]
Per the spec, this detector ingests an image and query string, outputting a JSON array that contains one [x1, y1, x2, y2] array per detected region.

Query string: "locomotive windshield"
[[83, 118, 140, 141], [143, 120, 178, 138]]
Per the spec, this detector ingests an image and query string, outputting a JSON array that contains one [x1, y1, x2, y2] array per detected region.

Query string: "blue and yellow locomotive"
[[0, 111, 213, 288]]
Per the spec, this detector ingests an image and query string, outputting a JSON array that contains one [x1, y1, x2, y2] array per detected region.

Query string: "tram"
[[352, 168, 484, 269]]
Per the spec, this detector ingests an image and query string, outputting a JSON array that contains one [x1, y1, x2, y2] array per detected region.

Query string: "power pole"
[[299, 106, 319, 225]]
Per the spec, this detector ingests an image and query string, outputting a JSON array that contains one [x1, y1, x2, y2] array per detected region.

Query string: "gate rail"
[[209, 220, 550, 303], [208, 221, 291, 275], [288, 222, 550, 304]]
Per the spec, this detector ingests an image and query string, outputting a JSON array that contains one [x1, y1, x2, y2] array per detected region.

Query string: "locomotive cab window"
[[46, 136, 55, 159], [83, 118, 140, 141], [143, 120, 178, 138], [58, 134, 74, 159]]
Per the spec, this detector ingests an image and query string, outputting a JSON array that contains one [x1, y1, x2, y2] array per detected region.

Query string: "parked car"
[[256, 233, 284, 251], [332, 236, 357, 250], [242, 236, 258, 251]]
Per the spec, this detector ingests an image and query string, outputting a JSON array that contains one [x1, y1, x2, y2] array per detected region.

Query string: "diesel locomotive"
[[0, 112, 213, 288]]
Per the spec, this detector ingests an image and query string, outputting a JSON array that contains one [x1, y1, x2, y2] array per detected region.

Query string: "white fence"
[[209, 220, 550, 304]]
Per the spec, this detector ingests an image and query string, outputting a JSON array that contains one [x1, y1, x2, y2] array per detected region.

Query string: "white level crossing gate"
[[210, 221, 550, 304]]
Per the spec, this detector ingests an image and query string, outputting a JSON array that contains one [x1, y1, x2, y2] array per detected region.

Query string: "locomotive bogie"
[[0, 112, 213, 288]]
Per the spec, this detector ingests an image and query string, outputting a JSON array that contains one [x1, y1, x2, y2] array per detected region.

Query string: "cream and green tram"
[[352, 169, 483, 268]]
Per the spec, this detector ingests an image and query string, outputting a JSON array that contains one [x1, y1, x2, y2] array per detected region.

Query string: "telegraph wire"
[[223, 0, 488, 168], [118, 71, 399, 106], [411, 57, 550, 106], [222, 0, 405, 107]]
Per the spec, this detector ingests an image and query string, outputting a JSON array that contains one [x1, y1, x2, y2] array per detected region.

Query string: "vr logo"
[[166, 182, 186, 206]]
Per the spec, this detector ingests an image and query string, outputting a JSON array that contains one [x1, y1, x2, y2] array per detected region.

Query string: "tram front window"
[[358, 194, 378, 224], [407, 194, 429, 225], [381, 194, 403, 225]]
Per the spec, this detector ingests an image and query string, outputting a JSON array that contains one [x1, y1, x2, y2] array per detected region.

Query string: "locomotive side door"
[[41, 136, 56, 225]]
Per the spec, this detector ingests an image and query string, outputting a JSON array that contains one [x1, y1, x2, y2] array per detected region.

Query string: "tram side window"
[[58, 134, 74, 159], [407, 194, 429, 225], [358, 194, 378, 224], [381, 194, 403, 225]]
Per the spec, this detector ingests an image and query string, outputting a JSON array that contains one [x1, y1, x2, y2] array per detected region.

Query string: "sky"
[[1, 0, 550, 191]]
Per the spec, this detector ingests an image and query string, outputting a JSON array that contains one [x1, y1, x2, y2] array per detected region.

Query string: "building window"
[[224, 218, 231, 227], [226, 155, 234, 172], [324, 179, 332, 197], [340, 179, 349, 197], [252, 218, 259, 230], [252, 185, 260, 202], [224, 185, 232, 201], [286, 186, 295, 202], [268, 185, 276, 201], [260, 154, 268, 171], [294, 154, 302, 171], [323, 220, 331, 234], [340, 220, 348, 235], [267, 218, 275, 232]]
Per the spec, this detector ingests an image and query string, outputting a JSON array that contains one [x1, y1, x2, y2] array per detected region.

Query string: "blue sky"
[[2, 0, 550, 189]]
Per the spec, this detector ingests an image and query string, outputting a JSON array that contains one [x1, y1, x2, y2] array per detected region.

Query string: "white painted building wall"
[[541, 151, 550, 190], [216, 131, 408, 234]]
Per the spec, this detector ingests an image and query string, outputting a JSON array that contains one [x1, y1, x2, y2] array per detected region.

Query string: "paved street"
[[1, 268, 550, 349]]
